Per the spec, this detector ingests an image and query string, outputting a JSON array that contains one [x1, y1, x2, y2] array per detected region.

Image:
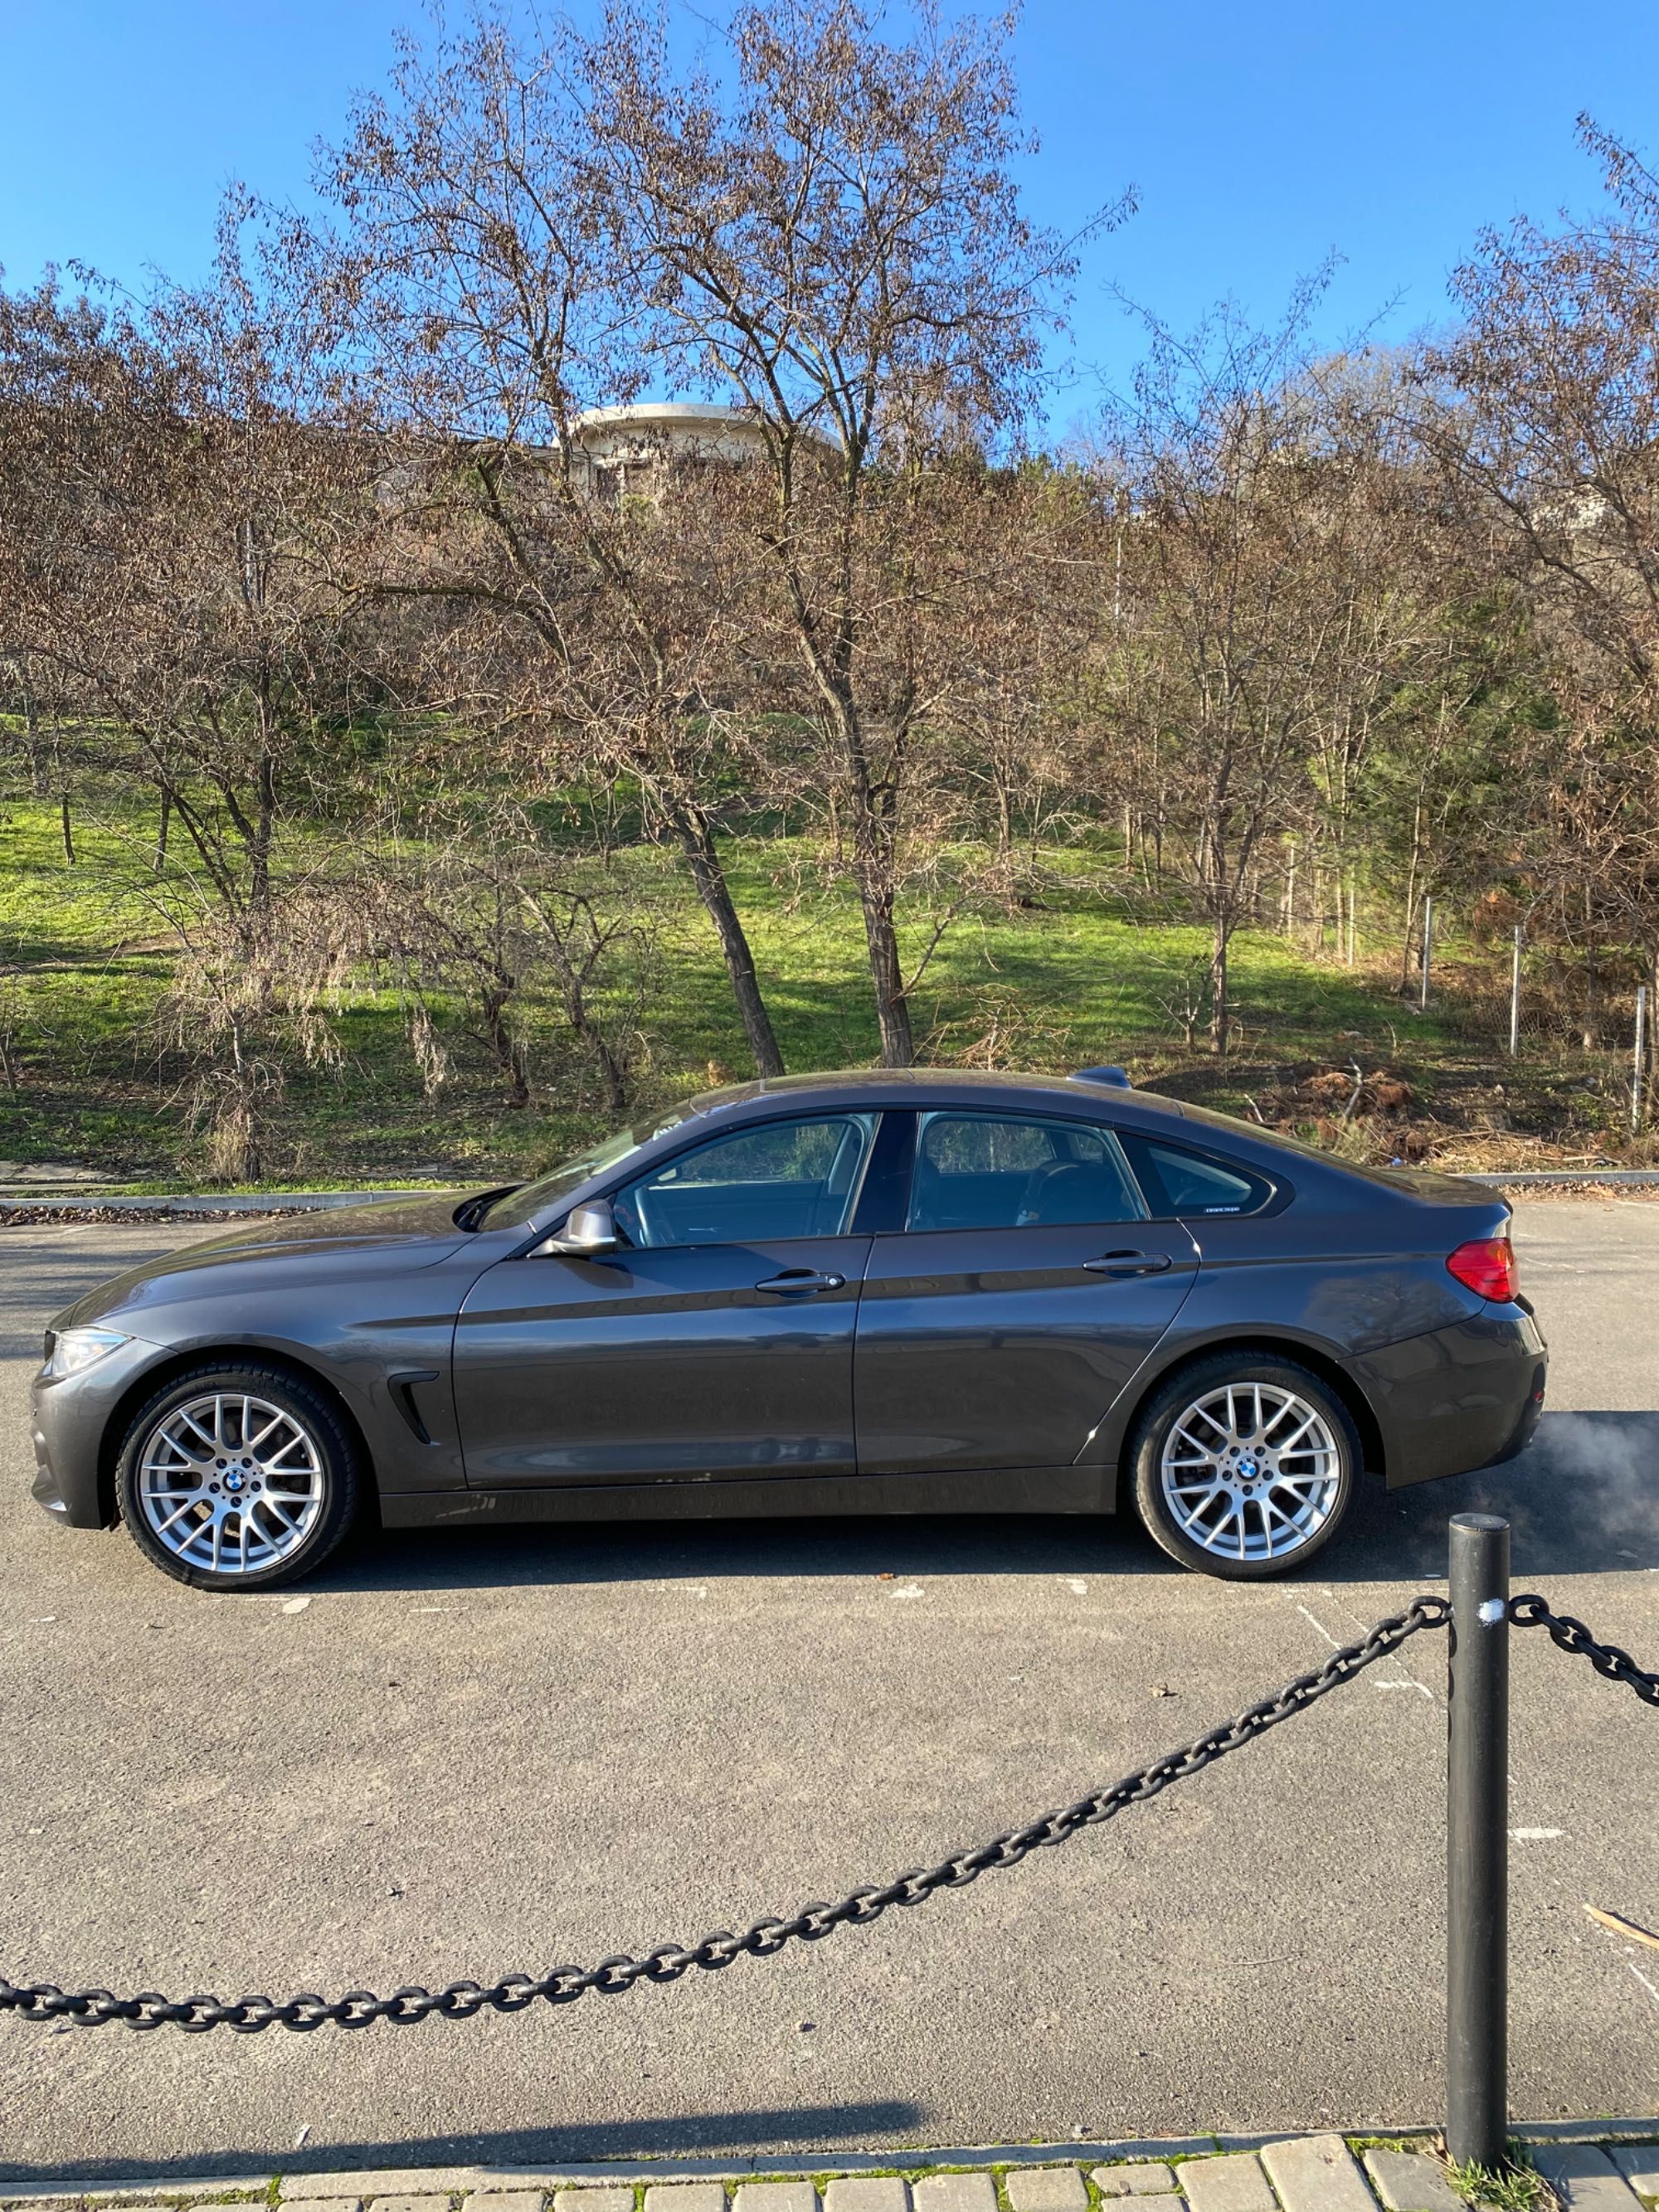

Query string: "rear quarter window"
[[1121, 1133, 1279, 1218]]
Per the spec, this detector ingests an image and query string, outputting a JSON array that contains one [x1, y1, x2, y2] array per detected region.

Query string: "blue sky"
[[5, 0, 1657, 435]]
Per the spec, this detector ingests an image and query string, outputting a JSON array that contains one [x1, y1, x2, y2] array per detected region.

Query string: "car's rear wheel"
[[1130, 1354, 1359, 1580], [116, 1364, 360, 1591]]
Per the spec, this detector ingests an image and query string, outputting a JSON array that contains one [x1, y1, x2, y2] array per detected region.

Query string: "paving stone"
[[1361, 2146, 1465, 2212], [1611, 2147, 1659, 2197], [912, 2176, 996, 2212], [464, 2198, 542, 2212], [1259, 2135, 1375, 2212], [296, 2185, 462, 2203], [304, 2180, 484, 2201], [645, 2190, 726, 2212], [1089, 2168, 1177, 2197], [823, 2182, 907, 2212], [554, 2190, 636, 2212], [1004, 2171, 1087, 2212], [733, 2186, 816, 2212], [1531, 2145, 1645, 2207], [1170, 2156, 1274, 2212], [285, 2200, 366, 2212], [1094, 2145, 1215, 2166], [369, 2197, 455, 2212]]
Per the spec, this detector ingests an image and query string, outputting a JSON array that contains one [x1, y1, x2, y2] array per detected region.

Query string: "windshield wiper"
[[452, 1184, 520, 1232]]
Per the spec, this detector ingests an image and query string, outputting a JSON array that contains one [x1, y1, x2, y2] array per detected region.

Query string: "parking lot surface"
[[0, 1202, 1655, 2182]]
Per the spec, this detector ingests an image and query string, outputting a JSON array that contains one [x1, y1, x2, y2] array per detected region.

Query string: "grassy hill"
[[0, 795, 1644, 1189]]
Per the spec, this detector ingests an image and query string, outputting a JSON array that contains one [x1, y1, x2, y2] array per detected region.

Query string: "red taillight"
[[1447, 1237, 1520, 1301]]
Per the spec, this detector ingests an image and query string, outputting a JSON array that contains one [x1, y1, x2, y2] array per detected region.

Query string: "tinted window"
[[1122, 1135, 1274, 1218], [907, 1113, 1144, 1233], [614, 1115, 876, 1248], [480, 1108, 689, 1228]]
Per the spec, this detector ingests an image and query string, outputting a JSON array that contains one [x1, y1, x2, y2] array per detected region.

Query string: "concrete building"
[[571, 401, 833, 503]]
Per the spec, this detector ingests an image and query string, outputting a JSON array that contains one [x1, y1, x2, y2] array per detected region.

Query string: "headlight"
[[42, 1327, 131, 1378]]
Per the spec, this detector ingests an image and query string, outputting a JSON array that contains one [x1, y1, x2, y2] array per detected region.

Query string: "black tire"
[[116, 1363, 362, 1592], [1129, 1352, 1360, 1581]]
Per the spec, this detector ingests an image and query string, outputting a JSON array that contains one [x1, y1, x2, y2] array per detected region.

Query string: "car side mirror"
[[535, 1198, 620, 1258]]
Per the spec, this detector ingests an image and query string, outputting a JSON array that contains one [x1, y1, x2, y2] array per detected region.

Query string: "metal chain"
[[0, 1595, 1449, 2036], [1509, 1594, 1659, 1707]]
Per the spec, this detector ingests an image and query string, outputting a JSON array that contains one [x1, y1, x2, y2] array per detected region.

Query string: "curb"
[[4, 1168, 1659, 1222], [1468, 1169, 1659, 1187], [2, 2123, 1657, 2204], [0, 1191, 422, 1219]]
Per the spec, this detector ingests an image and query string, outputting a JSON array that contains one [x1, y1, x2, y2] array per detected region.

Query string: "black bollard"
[[1446, 1511, 1511, 2173]]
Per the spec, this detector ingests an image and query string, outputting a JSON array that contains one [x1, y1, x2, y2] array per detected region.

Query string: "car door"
[[454, 1113, 878, 1488], [853, 1108, 1199, 1476]]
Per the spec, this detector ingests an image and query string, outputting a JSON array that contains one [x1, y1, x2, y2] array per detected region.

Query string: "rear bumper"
[[1350, 1305, 1547, 1490]]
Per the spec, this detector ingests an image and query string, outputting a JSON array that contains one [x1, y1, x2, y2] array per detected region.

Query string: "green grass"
[[0, 793, 1647, 1189], [1445, 2147, 1549, 2208]]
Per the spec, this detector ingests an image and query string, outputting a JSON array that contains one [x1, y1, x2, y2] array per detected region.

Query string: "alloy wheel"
[[135, 1392, 326, 1577], [1158, 1380, 1343, 1564]]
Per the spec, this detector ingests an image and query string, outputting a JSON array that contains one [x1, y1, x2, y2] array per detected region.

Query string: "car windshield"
[[477, 1109, 691, 1230]]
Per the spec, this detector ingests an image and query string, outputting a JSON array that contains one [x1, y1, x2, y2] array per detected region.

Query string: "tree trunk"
[[154, 789, 171, 874], [671, 809, 785, 1078], [482, 984, 530, 1108], [23, 689, 49, 800], [60, 794, 75, 865], [855, 856, 914, 1067], [250, 755, 276, 916], [1209, 912, 1230, 1055]]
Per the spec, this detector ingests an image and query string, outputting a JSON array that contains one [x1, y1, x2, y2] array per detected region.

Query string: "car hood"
[[56, 1192, 478, 1332]]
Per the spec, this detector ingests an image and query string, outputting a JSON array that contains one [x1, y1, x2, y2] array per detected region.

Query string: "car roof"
[[511, 1065, 1509, 1232], [656, 1068, 1503, 1213], [678, 1067, 1196, 1128]]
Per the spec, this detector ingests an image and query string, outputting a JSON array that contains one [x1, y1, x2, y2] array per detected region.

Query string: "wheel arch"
[[97, 1345, 373, 1529], [1111, 1333, 1387, 1514]]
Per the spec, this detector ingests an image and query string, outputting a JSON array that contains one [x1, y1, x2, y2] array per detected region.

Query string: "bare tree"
[[0, 246, 385, 1176], [1095, 300, 1422, 1051], [303, 16, 786, 1076], [1425, 118, 1659, 1028], [590, 0, 1125, 1062]]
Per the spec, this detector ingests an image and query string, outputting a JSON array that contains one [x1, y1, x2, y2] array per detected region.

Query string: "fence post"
[[1421, 895, 1434, 1012], [1509, 925, 1522, 1058], [1634, 985, 1647, 1133], [1447, 1511, 1511, 2175]]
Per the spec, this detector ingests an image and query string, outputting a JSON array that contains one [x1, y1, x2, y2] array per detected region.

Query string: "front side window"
[[613, 1115, 877, 1249], [480, 1110, 689, 1229], [907, 1113, 1145, 1233]]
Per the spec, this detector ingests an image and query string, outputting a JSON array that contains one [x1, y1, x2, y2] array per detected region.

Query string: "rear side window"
[[1121, 1134, 1277, 1218], [908, 1112, 1146, 1232]]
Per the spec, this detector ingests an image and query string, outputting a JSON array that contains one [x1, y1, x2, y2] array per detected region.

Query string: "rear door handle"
[[755, 1270, 846, 1296], [1082, 1250, 1174, 1277]]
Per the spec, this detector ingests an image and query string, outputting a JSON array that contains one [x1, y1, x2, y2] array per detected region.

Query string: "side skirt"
[[379, 1464, 1112, 1529]]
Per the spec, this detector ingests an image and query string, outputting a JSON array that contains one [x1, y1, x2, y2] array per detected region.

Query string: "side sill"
[[380, 1464, 1112, 1529]]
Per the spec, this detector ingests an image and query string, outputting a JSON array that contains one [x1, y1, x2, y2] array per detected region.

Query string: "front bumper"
[[29, 1335, 170, 1529], [1351, 1304, 1547, 1490]]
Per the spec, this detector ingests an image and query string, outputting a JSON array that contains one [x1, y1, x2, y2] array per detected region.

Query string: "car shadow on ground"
[[299, 1409, 1659, 1597], [0, 2101, 931, 2185]]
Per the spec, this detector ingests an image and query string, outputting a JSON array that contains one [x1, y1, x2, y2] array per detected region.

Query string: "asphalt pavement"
[[0, 1203, 1655, 2183]]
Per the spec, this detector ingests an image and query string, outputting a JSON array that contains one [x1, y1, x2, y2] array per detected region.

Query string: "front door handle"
[[1082, 1250, 1174, 1277], [755, 1270, 846, 1296]]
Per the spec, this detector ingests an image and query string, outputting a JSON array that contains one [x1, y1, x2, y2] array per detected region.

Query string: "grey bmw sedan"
[[30, 1067, 1547, 1590]]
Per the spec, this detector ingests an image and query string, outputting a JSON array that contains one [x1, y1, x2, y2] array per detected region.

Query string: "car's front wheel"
[[1129, 1354, 1360, 1579], [116, 1364, 360, 1590]]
